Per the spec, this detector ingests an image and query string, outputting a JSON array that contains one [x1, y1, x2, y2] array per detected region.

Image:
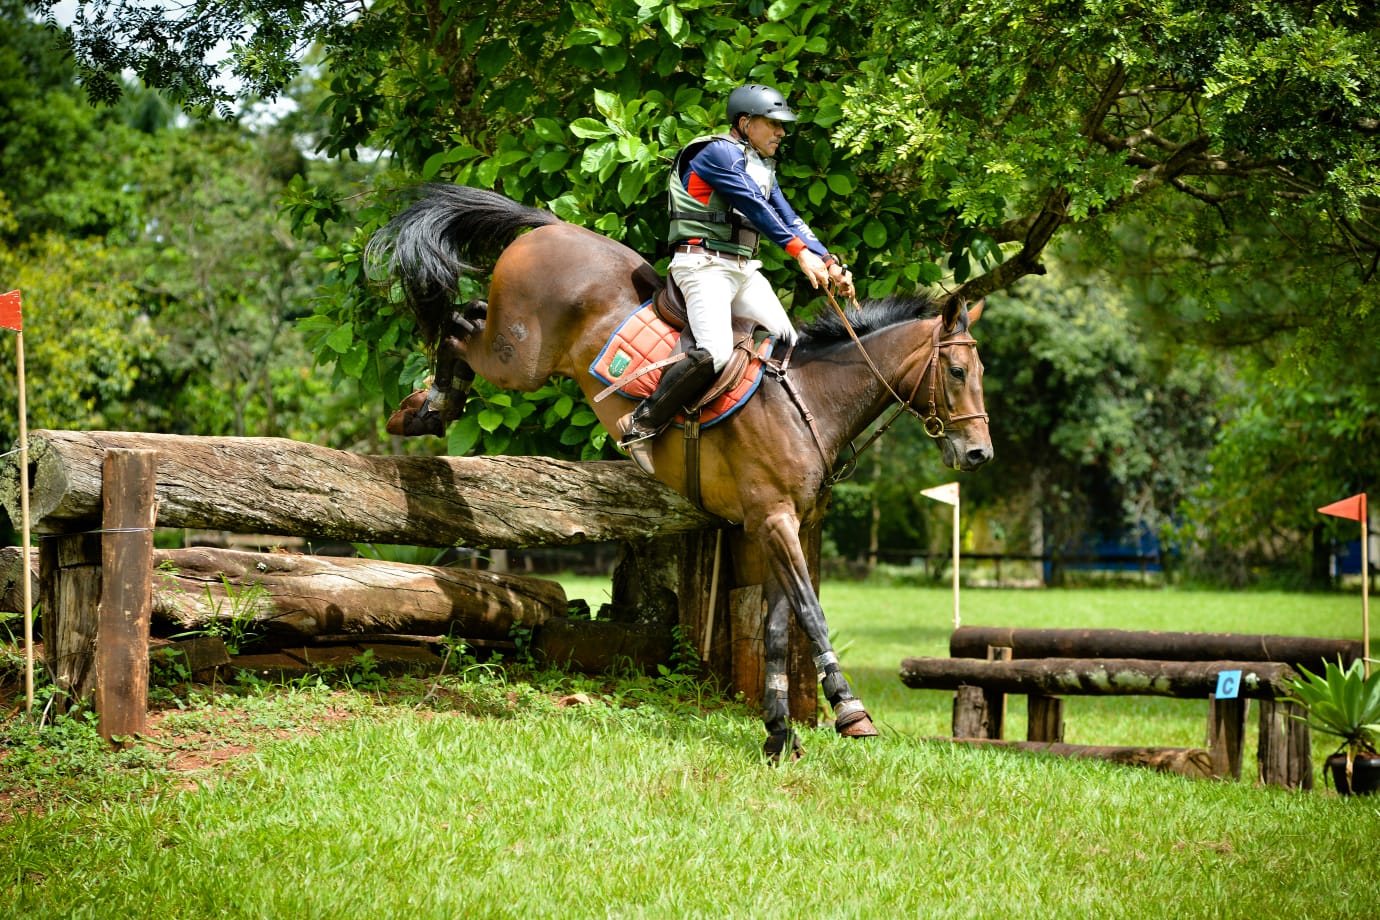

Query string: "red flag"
[[1318, 493, 1367, 522], [0, 290, 19, 332]]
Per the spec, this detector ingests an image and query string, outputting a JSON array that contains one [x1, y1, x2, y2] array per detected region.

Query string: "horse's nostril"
[[967, 447, 992, 465]]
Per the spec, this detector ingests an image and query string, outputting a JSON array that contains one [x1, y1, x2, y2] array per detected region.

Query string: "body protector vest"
[[667, 133, 773, 257]]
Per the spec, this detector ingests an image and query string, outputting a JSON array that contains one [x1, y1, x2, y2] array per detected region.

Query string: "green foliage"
[[1285, 658, 1380, 759], [1173, 346, 1380, 585], [0, 233, 163, 449], [168, 573, 269, 657], [17, 0, 1380, 579], [837, 1, 1380, 306], [0, 702, 169, 806], [972, 266, 1224, 571]]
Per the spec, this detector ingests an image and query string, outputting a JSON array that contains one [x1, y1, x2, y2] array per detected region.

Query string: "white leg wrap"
[[834, 698, 867, 722]]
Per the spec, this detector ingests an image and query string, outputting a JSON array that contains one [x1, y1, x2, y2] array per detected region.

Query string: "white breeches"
[[669, 250, 798, 371]]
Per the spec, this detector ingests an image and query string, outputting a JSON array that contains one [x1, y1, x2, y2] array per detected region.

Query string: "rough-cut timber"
[[533, 617, 674, 674], [0, 430, 722, 546], [950, 625, 1361, 674], [0, 545, 34, 613], [900, 656, 1296, 699], [150, 547, 566, 642], [2, 544, 566, 644], [944, 739, 1215, 778], [95, 449, 156, 742]]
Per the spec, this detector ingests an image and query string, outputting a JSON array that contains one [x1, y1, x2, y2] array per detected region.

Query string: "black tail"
[[367, 184, 561, 344]]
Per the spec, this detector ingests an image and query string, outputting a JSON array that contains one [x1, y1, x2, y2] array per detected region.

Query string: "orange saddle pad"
[[589, 303, 774, 428]]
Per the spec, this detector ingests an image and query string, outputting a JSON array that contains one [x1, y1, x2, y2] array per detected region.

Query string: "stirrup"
[[617, 413, 659, 447], [616, 413, 659, 475]]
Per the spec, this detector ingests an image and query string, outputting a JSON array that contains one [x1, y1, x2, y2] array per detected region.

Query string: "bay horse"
[[368, 184, 993, 758]]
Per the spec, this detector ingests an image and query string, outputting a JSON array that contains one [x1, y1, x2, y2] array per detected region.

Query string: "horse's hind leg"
[[761, 511, 879, 739], [387, 302, 485, 437]]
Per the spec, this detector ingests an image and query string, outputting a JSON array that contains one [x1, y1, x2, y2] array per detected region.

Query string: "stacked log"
[[2, 544, 566, 644]]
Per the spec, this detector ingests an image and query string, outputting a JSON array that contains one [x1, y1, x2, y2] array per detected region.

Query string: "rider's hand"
[[829, 262, 855, 299], [795, 250, 831, 290]]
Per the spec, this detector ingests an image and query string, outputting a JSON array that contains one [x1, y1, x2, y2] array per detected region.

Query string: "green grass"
[[3, 583, 1378, 919]]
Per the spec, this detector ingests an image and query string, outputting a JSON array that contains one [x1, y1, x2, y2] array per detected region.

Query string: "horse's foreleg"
[[761, 512, 879, 739]]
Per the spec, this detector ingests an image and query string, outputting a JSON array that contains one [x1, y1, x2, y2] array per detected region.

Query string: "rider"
[[616, 83, 855, 475]]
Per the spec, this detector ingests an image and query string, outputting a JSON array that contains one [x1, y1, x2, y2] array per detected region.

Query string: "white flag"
[[921, 482, 959, 506]]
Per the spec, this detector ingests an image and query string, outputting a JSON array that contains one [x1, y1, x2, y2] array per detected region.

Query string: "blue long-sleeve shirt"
[[677, 138, 831, 261]]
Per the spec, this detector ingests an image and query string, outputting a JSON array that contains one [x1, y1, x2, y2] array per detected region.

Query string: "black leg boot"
[[617, 347, 716, 475]]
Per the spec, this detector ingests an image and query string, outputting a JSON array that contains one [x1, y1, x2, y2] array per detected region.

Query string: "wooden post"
[[95, 449, 157, 743], [951, 644, 1013, 740], [1257, 698, 1314, 791], [1027, 694, 1065, 743], [728, 585, 765, 708], [983, 645, 1012, 740], [952, 685, 989, 739], [40, 532, 103, 708], [1207, 695, 1249, 781]]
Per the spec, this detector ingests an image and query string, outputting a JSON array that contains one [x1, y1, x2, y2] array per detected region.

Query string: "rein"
[[795, 287, 987, 482]]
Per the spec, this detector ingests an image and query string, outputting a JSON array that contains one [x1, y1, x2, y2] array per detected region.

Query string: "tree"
[[967, 265, 1226, 584], [31, 0, 1380, 580], [0, 227, 164, 449], [2, 4, 369, 449], [837, 2, 1380, 322], [1171, 345, 1380, 587]]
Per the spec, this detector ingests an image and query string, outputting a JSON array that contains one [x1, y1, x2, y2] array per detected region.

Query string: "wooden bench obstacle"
[[900, 626, 1363, 790]]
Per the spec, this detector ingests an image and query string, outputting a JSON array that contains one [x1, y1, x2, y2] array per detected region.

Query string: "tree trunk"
[[0, 430, 721, 547], [147, 547, 566, 643]]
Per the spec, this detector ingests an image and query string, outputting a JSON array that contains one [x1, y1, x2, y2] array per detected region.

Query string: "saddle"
[[653, 278, 690, 332], [589, 280, 776, 428]]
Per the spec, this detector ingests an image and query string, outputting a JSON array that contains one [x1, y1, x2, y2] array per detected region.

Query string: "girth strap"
[[683, 413, 702, 506]]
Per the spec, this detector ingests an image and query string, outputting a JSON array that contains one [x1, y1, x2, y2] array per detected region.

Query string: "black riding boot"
[[617, 347, 716, 475]]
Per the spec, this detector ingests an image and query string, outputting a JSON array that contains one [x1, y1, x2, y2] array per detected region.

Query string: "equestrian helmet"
[[727, 84, 797, 130]]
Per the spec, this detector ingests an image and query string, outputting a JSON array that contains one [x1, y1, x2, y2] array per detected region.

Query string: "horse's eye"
[[949, 366, 966, 381]]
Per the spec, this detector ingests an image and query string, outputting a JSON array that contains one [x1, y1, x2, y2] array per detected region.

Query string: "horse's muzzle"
[[941, 432, 994, 471]]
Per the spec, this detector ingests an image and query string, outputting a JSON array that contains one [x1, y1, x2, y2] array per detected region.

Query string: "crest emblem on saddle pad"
[[589, 302, 775, 429]]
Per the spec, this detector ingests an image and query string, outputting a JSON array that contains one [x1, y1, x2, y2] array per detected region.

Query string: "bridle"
[[778, 288, 987, 483]]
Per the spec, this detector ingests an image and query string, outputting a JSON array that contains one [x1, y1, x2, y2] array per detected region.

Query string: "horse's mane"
[[796, 294, 942, 346]]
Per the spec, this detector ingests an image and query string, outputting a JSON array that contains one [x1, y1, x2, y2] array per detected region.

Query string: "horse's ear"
[[968, 298, 985, 325], [941, 295, 963, 332]]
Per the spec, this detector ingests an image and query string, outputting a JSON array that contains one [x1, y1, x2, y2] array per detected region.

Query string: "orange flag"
[[0, 290, 20, 332], [1319, 493, 1367, 522]]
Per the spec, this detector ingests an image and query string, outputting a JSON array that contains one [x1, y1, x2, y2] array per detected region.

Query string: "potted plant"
[[1285, 657, 1380, 795]]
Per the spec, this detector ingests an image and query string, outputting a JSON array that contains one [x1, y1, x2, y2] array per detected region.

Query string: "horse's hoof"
[[763, 730, 804, 763], [386, 408, 445, 437], [386, 390, 445, 437], [834, 699, 880, 738]]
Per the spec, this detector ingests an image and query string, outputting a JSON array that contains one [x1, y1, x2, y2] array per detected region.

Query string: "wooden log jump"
[[3, 430, 821, 728], [901, 647, 1312, 789], [945, 740, 1215, 779], [900, 656, 1298, 698], [1, 429, 722, 546], [950, 625, 1361, 674]]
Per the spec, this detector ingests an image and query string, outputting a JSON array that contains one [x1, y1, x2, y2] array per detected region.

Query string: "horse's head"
[[925, 298, 993, 471]]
